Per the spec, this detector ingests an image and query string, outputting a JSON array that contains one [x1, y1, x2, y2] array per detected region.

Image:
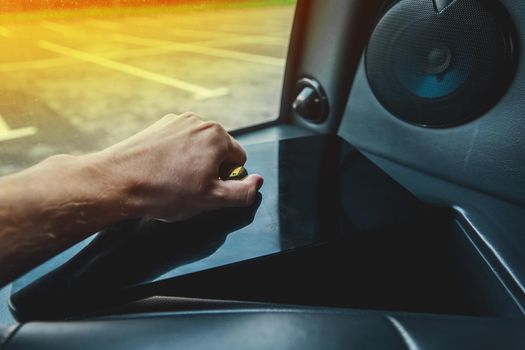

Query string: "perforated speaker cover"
[[366, 0, 517, 127]]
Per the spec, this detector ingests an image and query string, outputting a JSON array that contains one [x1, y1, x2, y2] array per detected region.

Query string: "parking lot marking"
[[41, 21, 84, 38], [38, 40, 229, 100], [218, 23, 281, 34], [0, 114, 37, 142], [170, 28, 228, 39], [112, 34, 285, 66], [188, 34, 287, 46], [162, 15, 289, 33], [169, 28, 286, 45], [0, 33, 286, 73], [0, 26, 12, 38]]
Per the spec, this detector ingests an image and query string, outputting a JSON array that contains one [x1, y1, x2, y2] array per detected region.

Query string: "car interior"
[[1, 0, 525, 348]]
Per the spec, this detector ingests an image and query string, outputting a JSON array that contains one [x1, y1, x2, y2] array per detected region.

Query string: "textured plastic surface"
[[366, 0, 516, 126], [339, 0, 525, 312], [5, 308, 525, 350], [282, 0, 384, 133]]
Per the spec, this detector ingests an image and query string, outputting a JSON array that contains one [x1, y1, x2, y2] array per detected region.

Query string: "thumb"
[[211, 174, 264, 209]]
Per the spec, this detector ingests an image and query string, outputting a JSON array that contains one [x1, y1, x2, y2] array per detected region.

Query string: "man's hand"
[[98, 112, 263, 221], [0, 112, 262, 286]]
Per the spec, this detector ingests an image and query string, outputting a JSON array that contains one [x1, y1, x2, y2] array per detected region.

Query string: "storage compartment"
[[138, 141, 521, 318], [9, 136, 521, 320], [145, 206, 520, 318]]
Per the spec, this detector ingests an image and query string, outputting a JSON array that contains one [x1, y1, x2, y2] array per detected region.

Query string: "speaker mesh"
[[366, 0, 517, 127]]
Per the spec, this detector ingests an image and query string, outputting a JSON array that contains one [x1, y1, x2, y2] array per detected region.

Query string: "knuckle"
[[182, 111, 196, 118], [204, 123, 228, 144], [204, 121, 224, 133], [161, 113, 178, 123], [181, 112, 201, 120]]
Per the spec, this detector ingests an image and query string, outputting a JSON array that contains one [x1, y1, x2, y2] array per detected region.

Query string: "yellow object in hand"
[[221, 165, 248, 180]]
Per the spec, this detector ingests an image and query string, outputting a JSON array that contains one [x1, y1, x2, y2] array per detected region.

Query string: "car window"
[[0, 0, 296, 175]]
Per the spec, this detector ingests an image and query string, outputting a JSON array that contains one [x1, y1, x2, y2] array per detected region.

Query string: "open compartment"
[[133, 141, 521, 318], [139, 206, 520, 318], [9, 136, 521, 320]]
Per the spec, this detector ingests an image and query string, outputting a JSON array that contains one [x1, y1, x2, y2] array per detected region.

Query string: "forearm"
[[0, 113, 262, 288], [0, 153, 135, 287]]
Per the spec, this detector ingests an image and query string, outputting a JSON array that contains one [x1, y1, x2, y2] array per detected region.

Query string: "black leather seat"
[[2, 306, 524, 350]]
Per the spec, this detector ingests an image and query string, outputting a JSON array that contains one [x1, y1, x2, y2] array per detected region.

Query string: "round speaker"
[[366, 0, 517, 127]]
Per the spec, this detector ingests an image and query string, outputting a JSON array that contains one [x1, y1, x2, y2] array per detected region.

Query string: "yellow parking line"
[[170, 28, 286, 45], [0, 43, 204, 73], [38, 40, 229, 100], [112, 34, 285, 66], [175, 33, 287, 47], [218, 23, 275, 33], [210, 35, 287, 46], [0, 26, 12, 38], [41, 21, 85, 38], [0, 47, 187, 72], [162, 16, 285, 34], [0, 114, 37, 142], [0, 34, 286, 73], [170, 28, 232, 39]]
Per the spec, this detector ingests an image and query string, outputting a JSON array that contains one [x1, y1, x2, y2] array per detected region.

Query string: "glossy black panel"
[[10, 135, 341, 320], [10, 135, 520, 321]]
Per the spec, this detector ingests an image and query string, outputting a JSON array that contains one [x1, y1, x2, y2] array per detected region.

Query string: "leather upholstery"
[[4, 307, 525, 350], [0, 325, 19, 350], [391, 313, 525, 350]]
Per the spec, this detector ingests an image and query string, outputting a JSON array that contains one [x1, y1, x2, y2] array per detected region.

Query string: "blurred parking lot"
[[0, 3, 294, 175]]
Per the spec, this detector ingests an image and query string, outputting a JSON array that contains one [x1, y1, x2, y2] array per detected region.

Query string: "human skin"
[[0, 112, 263, 287]]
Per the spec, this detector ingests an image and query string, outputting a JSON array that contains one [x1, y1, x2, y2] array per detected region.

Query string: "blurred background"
[[0, 0, 295, 175]]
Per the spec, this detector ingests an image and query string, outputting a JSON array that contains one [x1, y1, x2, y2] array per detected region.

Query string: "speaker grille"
[[366, 0, 517, 127]]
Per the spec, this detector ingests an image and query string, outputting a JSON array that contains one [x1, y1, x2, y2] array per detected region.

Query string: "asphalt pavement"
[[0, 4, 294, 175]]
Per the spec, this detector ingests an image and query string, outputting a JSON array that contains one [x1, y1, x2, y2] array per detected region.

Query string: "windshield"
[[0, 0, 296, 175]]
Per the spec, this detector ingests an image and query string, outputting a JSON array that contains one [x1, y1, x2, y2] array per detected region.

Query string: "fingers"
[[209, 174, 264, 209], [194, 119, 246, 165], [224, 135, 247, 165]]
